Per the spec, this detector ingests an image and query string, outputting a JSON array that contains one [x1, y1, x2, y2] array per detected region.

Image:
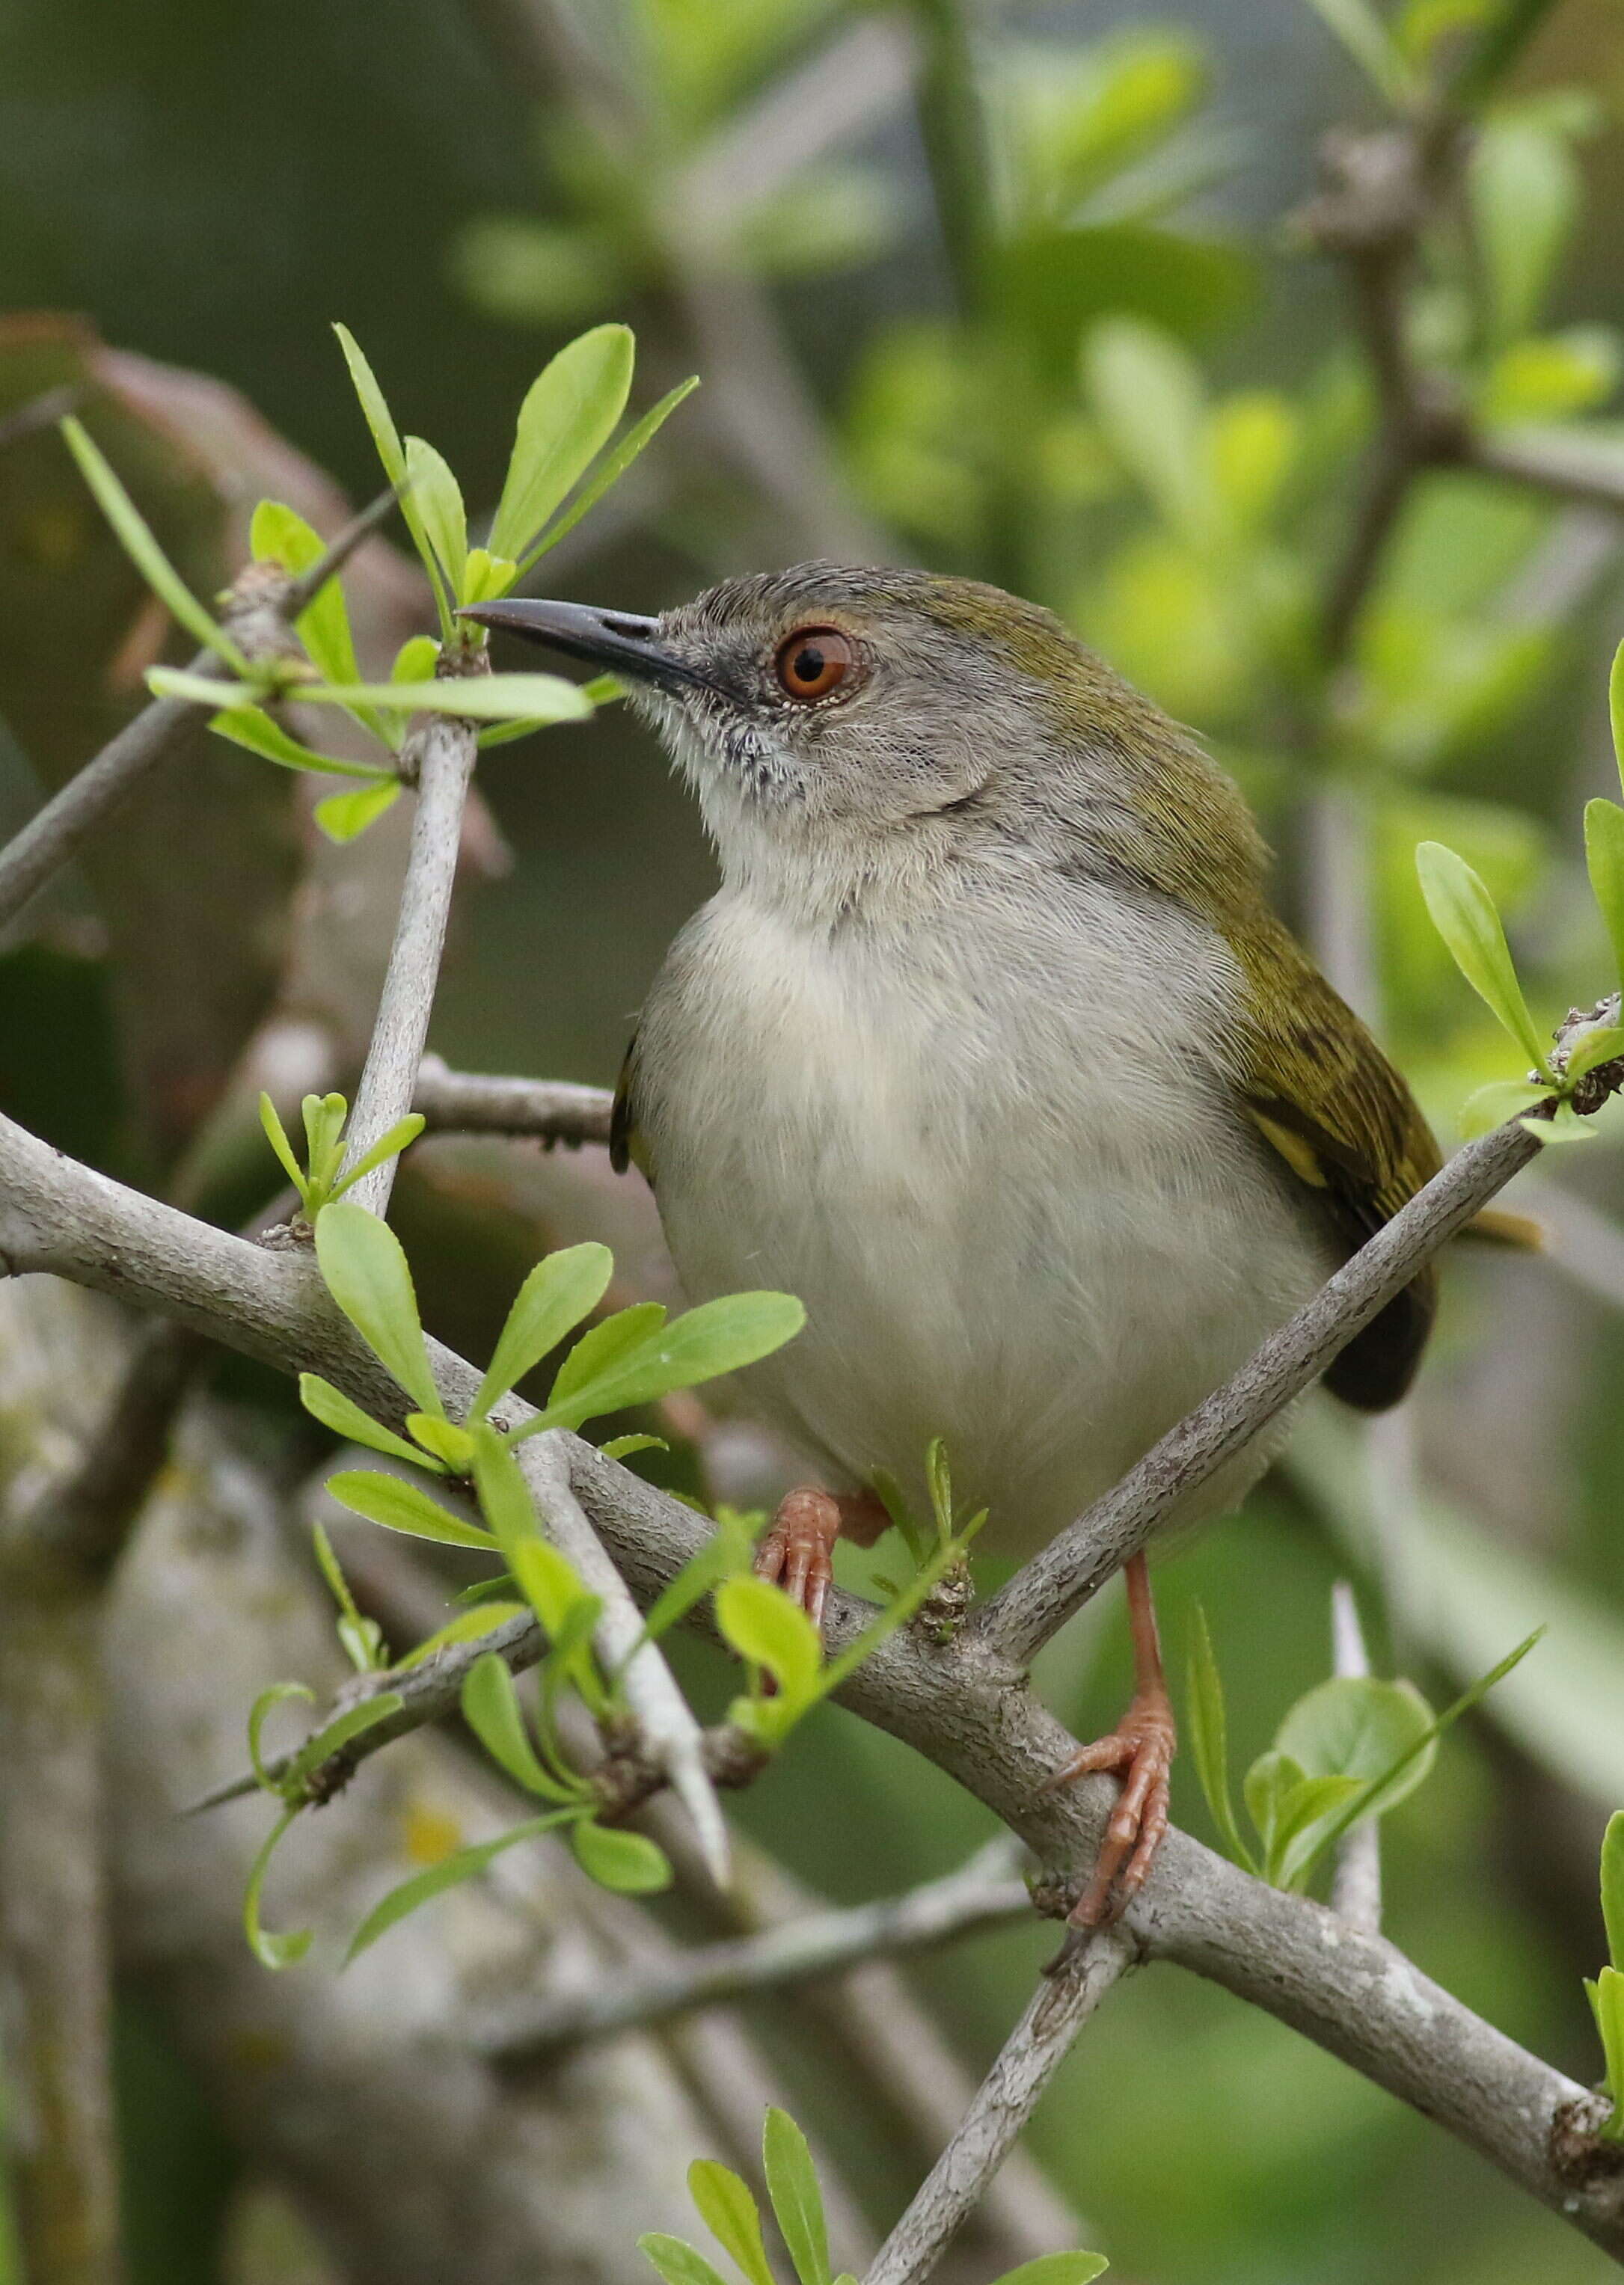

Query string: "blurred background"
[[3, 2, 1624, 2282]]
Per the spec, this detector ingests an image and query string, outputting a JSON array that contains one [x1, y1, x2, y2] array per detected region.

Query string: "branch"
[[0, 487, 400, 936], [3, 1098, 1623, 2251], [340, 678, 482, 1215], [1328, 1582, 1383, 1935], [476, 1838, 1031, 2061], [412, 1053, 614, 1147], [862, 1929, 1136, 2285]]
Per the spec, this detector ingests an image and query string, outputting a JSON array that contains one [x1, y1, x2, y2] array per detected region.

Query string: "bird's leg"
[[1044, 1551, 1176, 1935], [754, 1485, 889, 1635]]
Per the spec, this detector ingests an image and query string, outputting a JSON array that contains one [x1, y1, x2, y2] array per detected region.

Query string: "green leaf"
[[462, 1651, 577, 1800], [474, 1242, 615, 1418], [284, 1691, 404, 1790], [325, 1470, 494, 1551], [295, 674, 595, 725], [1612, 637, 1624, 798], [1299, 0, 1418, 105], [1276, 1675, 1437, 1815], [715, 1574, 823, 1708], [1267, 1771, 1370, 1889], [469, 1425, 602, 1655], [249, 497, 384, 740], [259, 1092, 307, 1200], [406, 1413, 473, 1470], [1585, 798, 1624, 990], [404, 436, 467, 602], [60, 415, 245, 669], [1521, 1100, 1599, 1144], [248, 1681, 314, 1794], [1565, 1025, 1624, 1082], [333, 1114, 426, 1198], [1184, 1607, 1256, 1873], [1593, 1965, 1624, 2138], [520, 1292, 806, 1440], [298, 1374, 435, 1470], [1602, 1810, 1624, 1970], [570, 1818, 672, 1895], [518, 374, 699, 572], [635, 1512, 756, 1651], [313, 1201, 443, 1417], [1457, 1079, 1551, 1138], [1415, 841, 1548, 1070], [1243, 1749, 1304, 1868], [395, 1604, 530, 1666], [315, 780, 403, 843], [1468, 117, 1578, 343], [687, 2161, 774, 2285], [490, 324, 635, 565], [333, 322, 449, 631], [542, 1303, 667, 1420], [462, 545, 518, 604], [244, 1806, 312, 1969], [599, 1432, 668, 1463], [343, 1813, 572, 1963], [990, 2257, 1109, 2285], [209, 705, 393, 779], [762, 2108, 830, 2285], [1082, 319, 1213, 545], [637, 2236, 732, 2285]]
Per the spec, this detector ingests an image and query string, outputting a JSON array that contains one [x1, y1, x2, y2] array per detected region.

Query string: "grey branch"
[[414, 1053, 614, 1147], [3, 1100, 1623, 2252], [1328, 1581, 1383, 1935], [476, 1838, 1031, 2061], [340, 683, 482, 1215], [862, 1928, 1136, 2285]]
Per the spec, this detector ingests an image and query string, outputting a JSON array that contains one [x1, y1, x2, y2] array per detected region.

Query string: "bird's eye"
[[773, 625, 854, 702]]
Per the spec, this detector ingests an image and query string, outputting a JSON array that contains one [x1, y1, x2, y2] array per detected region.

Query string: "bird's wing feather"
[[1228, 914, 1442, 1412], [609, 1029, 652, 1181]]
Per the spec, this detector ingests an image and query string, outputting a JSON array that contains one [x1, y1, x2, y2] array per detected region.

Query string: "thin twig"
[[413, 1054, 613, 1147], [477, 1838, 1029, 2060], [1328, 1583, 1383, 1934], [340, 666, 484, 1215], [862, 1930, 1137, 2285]]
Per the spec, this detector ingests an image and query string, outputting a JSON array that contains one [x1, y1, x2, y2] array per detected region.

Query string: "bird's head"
[[461, 564, 1251, 916]]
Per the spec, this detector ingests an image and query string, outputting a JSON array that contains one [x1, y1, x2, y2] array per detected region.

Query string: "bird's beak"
[[456, 598, 702, 690]]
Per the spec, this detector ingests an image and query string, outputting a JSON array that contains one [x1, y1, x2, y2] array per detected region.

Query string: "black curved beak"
[[456, 597, 702, 690]]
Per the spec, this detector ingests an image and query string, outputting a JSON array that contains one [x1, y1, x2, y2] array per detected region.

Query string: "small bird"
[[462, 566, 1455, 1927]]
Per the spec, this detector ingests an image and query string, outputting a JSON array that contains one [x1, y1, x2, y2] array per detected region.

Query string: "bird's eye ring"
[[773, 625, 855, 702]]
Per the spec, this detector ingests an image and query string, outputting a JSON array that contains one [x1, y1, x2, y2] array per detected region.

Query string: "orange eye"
[[773, 625, 854, 702]]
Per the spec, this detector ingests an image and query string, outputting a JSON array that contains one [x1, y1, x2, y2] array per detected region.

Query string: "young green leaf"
[[1242, 1749, 1303, 1871], [637, 2236, 732, 2285], [462, 1650, 578, 1800], [1611, 637, 1624, 797], [490, 324, 635, 565], [284, 1691, 405, 1791], [325, 1469, 495, 1551], [396, 1604, 531, 1666], [570, 1818, 672, 1895], [210, 705, 393, 779], [1083, 319, 1213, 545], [762, 2107, 830, 2285], [250, 497, 376, 732], [1602, 1810, 1624, 1970], [518, 373, 699, 573], [1267, 1771, 1369, 1890], [1184, 1607, 1256, 1873], [312, 1519, 387, 1672], [406, 1413, 474, 1470], [462, 545, 518, 604], [1585, 798, 1624, 989], [1596, 1966, 1624, 2141], [599, 1432, 668, 1463], [989, 2257, 1109, 2285], [332, 1113, 426, 1199], [60, 415, 246, 669], [313, 1201, 444, 1417], [248, 1681, 314, 1794], [295, 673, 595, 724], [1299, 0, 1418, 106], [1275, 1675, 1437, 1820], [404, 435, 468, 602], [1458, 1079, 1551, 1138], [1415, 841, 1548, 1070], [315, 779, 403, 843], [259, 1092, 308, 1200], [244, 1806, 312, 1969], [299, 1373, 440, 1470], [517, 1292, 806, 1441], [474, 1242, 615, 1418], [541, 1303, 667, 1423], [687, 2160, 775, 2285], [715, 1574, 823, 1708], [1564, 1024, 1624, 1082], [332, 322, 448, 631], [1522, 1099, 1599, 1144], [343, 1812, 572, 1963]]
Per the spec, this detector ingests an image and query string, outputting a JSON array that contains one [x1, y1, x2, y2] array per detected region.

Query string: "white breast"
[[632, 877, 1332, 1556]]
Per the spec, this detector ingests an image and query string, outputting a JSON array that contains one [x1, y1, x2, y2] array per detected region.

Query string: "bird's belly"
[[639, 908, 1332, 1557]]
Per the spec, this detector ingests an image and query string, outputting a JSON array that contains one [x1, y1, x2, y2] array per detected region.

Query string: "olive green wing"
[[1229, 918, 1442, 1413]]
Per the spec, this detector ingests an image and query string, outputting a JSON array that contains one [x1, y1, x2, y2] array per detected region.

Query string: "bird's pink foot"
[[754, 1485, 889, 1636], [1044, 1681, 1176, 1933]]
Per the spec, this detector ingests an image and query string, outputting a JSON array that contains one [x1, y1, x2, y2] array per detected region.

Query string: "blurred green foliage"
[[4, 0, 1624, 2281]]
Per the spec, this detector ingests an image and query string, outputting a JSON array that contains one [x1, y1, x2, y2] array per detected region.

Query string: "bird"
[[460, 565, 1483, 1930]]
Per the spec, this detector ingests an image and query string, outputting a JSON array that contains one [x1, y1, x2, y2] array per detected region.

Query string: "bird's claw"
[[1043, 1689, 1176, 1938], [754, 1485, 843, 1637]]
